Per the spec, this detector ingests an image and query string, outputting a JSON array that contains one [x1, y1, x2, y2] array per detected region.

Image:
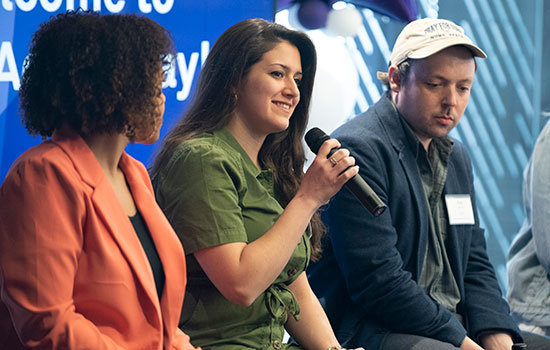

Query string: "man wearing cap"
[[308, 18, 550, 350]]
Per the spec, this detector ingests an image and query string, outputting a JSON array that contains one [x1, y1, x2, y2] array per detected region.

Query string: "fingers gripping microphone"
[[305, 127, 387, 217]]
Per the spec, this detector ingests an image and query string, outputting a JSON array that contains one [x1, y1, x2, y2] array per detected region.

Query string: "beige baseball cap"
[[377, 18, 486, 81]]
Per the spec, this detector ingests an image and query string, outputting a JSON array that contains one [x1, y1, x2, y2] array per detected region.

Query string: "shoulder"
[[529, 121, 550, 174], [533, 120, 550, 154], [154, 132, 247, 192], [449, 138, 472, 166], [332, 96, 394, 149], [446, 138, 476, 188], [169, 133, 243, 170], [0, 141, 88, 215], [334, 115, 382, 144], [331, 110, 397, 170], [4, 141, 83, 186]]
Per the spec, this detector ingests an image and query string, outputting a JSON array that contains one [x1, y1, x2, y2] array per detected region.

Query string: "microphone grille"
[[305, 127, 329, 154]]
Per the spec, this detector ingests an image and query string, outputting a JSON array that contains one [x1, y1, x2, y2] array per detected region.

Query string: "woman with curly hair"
[[0, 11, 199, 350], [151, 18, 362, 350]]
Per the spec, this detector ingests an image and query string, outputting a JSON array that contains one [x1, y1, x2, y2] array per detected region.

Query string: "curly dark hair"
[[18, 10, 175, 139], [150, 18, 327, 260]]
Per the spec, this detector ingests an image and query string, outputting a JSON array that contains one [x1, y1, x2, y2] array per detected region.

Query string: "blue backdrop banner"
[[0, 0, 274, 180]]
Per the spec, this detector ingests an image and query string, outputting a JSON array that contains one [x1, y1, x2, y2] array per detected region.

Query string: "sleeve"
[[0, 156, 125, 349], [455, 146, 522, 341], [530, 123, 550, 273], [324, 135, 467, 347], [155, 142, 249, 254]]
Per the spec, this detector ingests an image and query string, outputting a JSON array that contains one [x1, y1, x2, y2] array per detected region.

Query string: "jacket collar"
[[374, 92, 409, 156], [373, 93, 431, 264], [51, 128, 105, 188]]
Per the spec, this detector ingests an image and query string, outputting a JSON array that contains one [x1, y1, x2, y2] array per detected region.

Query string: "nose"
[[283, 77, 300, 99], [443, 87, 457, 107]]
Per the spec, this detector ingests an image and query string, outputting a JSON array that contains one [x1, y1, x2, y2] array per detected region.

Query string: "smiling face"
[[231, 40, 302, 139], [390, 45, 476, 150]]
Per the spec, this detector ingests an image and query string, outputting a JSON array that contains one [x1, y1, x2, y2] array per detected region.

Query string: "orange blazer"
[[0, 131, 197, 350]]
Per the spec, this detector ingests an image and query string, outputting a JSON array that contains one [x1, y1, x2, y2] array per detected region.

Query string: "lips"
[[273, 101, 292, 111], [435, 115, 453, 126]]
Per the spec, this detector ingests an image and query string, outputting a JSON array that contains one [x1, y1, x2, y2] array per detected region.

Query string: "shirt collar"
[[213, 128, 266, 178]]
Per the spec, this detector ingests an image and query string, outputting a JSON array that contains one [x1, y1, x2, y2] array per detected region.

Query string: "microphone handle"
[[327, 148, 386, 217], [345, 175, 386, 217]]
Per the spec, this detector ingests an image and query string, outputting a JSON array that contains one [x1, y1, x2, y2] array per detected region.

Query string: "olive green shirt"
[[153, 128, 310, 350]]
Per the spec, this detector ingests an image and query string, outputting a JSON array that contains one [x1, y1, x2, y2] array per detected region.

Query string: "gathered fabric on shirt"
[[153, 128, 310, 350]]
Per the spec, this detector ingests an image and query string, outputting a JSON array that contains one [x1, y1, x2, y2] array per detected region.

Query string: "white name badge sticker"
[[445, 194, 475, 225]]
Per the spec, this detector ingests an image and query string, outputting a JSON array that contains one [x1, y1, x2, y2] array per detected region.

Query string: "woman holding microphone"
[[152, 18, 362, 350]]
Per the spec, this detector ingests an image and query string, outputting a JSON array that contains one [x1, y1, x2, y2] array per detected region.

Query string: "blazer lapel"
[[120, 153, 186, 335], [52, 131, 161, 315], [376, 97, 428, 223], [91, 181, 161, 310], [396, 142, 431, 272], [374, 97, 431, 272]]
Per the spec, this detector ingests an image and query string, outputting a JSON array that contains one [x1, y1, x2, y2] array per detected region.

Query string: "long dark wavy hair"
[[18, 10, 174, 139], [150, 18, 326, 260]]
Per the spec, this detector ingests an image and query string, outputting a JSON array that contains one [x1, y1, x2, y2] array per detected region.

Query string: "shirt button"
[[288, 268, 297, 276], [273, 340, 282, 349]]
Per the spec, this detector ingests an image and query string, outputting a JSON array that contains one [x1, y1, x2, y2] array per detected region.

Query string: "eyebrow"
[[269, 63, 303, 76], [427, 75, 473, 84]]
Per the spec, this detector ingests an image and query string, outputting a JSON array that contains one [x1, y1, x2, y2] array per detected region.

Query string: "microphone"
[[305, 127, 387, 217]]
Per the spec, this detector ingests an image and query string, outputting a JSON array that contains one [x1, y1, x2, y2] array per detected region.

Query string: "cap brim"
[[408, 38, 487, 60]]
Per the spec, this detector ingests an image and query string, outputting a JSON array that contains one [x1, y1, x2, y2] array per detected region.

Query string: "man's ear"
[[388, 65, 401, 93]]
